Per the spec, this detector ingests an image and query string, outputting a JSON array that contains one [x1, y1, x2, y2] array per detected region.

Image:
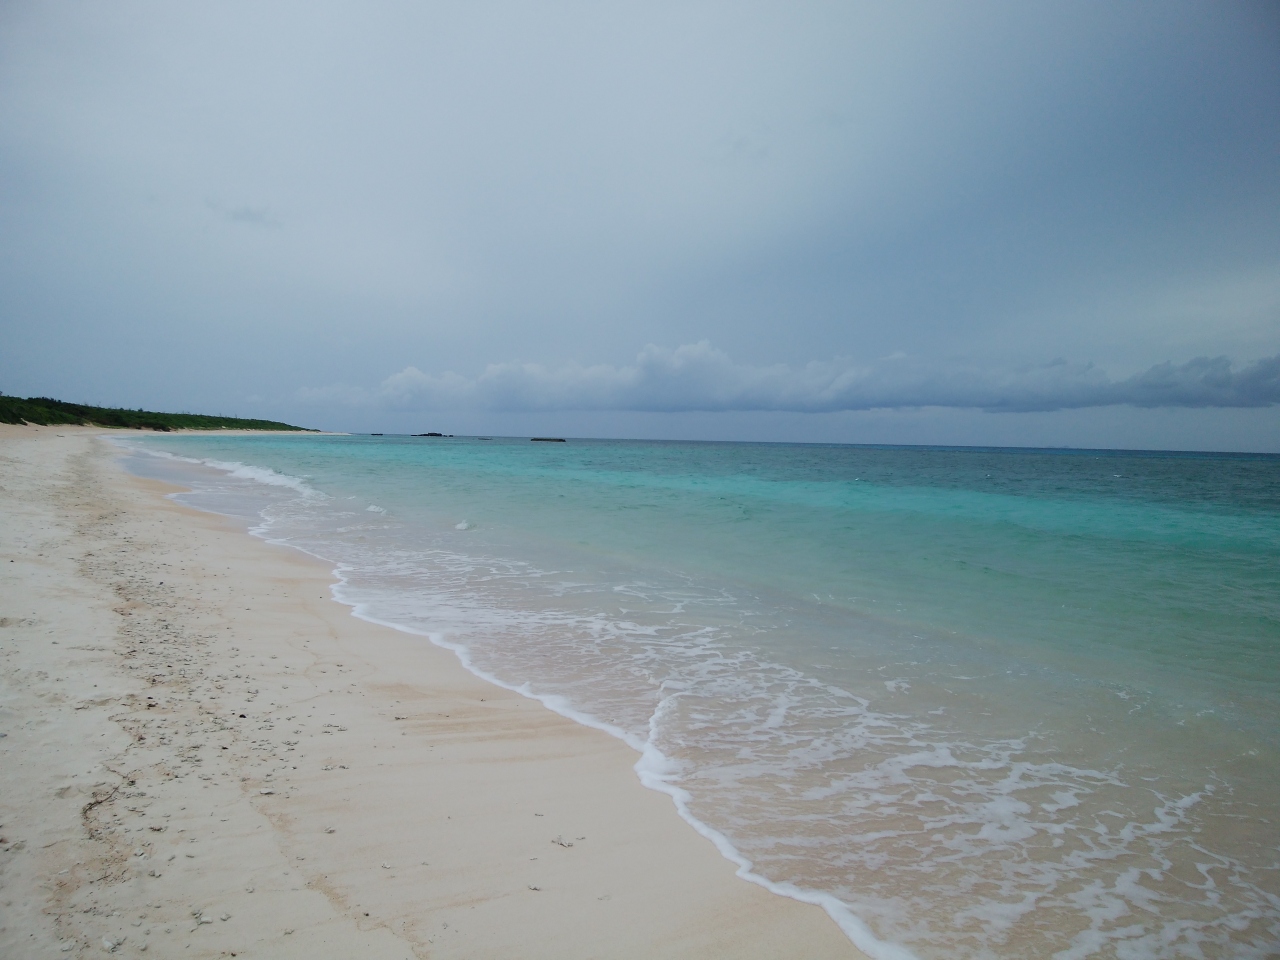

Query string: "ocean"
[[117, 433, 1280, 959]]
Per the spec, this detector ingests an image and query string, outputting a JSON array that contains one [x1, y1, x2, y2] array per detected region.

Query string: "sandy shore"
[[0, 426, 865, 959]]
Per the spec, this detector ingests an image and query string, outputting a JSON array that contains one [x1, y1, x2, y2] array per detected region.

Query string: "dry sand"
[[0, 426, 866, 959]]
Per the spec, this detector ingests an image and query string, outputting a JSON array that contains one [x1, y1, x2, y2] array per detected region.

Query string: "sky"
[[1, 1, 1278, 449]]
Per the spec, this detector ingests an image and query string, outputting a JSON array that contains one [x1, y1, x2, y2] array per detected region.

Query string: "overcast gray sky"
[[2, 1, 1277, 449]]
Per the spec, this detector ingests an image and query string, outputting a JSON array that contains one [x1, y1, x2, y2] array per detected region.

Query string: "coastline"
[[0, 425, 865, 959]]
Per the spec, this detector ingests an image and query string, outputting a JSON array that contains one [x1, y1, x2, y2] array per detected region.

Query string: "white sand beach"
[[0, 426, 865, 959]]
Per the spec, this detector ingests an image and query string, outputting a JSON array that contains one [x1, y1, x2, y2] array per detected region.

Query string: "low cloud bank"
[[377, 342, 1280, 413]]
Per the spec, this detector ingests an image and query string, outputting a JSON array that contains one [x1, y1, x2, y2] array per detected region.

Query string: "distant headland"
[[0, 394, 314, 432]]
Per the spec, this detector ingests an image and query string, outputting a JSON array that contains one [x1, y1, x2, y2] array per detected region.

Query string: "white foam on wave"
[[198, 491, 921, 960], [113, 439, 318, 497], [326, 559, 1280, 958], [318, 567, 922, 960], [281, 534, 1277, 958], [198, 457, 317, 495]]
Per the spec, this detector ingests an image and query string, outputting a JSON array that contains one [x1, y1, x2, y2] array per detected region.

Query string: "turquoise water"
[[119, 434, 1280, 959]]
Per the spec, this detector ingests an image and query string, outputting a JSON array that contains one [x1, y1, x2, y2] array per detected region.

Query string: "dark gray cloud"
[[373, 344, 1280, 414], [0, 1, 1277, 447]]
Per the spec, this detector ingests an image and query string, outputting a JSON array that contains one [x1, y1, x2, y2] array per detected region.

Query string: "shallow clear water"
[[118, 434, 1280, 959]]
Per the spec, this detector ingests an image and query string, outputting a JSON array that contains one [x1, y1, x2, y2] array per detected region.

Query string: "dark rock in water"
[[531, 437, 566, 442], [371, 433, 383, 436], [413, 432, 444, 437]]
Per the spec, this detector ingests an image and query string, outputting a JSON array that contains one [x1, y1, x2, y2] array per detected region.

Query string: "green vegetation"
[[0, 394, 313, 432]]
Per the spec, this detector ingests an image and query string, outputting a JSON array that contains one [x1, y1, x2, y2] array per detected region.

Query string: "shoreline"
[[0, 425, 866, 958]]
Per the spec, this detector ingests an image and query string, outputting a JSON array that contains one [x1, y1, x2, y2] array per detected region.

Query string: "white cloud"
[[370, 342, 1280, 414]]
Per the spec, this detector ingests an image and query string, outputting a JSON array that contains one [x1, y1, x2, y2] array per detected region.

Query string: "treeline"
[[0, 394, 312, 432]]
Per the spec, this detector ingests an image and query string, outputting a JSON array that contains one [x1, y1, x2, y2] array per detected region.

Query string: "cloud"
[[204, 200, 280, 228], [225, 206, 276, 227], [4, 2, 1277, 454], [372, 342, 1280, 414]]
